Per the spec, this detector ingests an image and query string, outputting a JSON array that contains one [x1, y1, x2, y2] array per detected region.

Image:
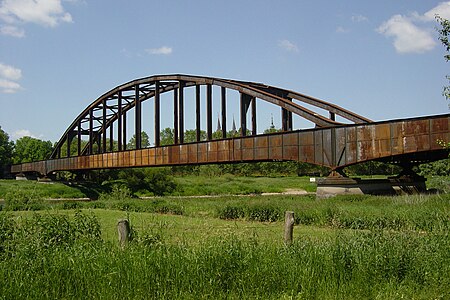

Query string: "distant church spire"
[[270, 114, 275, 129], [232, 115, 237, 133], [216, 113, 221, 132]]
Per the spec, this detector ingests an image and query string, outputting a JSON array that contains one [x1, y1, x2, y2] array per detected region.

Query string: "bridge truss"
[[10, 74, 450, 176]]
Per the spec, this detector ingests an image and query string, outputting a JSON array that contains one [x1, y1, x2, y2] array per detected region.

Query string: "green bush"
[[98, 185, 133, 201], [246, 205, 281, 222], [85, 201, 106, 209], [153, 203, 184, 215], [3, 189, 44, 211], [426, 176, 450, 193], [113, 168, 177, 196], [418, 159, 450, 176], [218, 204, 281, 222], [97, 197, 184, 215], [218, 205, 246, 220], [62, 201, 81, 209]]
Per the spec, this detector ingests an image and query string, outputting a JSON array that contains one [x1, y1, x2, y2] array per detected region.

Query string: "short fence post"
[[284, 211, 295, 245], [117, 219, 130, 248]]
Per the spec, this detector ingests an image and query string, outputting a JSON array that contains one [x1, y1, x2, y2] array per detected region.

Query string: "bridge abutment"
[[316, 173, 428, 198]]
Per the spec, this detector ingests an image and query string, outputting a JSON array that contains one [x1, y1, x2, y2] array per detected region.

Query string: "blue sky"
[[0, 0, 450, 144]]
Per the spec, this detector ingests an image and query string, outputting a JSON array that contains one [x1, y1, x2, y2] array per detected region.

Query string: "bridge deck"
[[11, 114, 450, 176]]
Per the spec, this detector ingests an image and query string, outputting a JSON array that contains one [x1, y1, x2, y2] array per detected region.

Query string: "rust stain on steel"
[[10, 114, 450, 176]]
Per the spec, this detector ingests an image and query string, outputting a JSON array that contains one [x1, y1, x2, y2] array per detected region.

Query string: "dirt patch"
[[261, 189, 310, 196]]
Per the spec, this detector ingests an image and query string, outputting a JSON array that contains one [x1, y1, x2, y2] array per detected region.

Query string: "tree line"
[[0, 127, 53, 175]]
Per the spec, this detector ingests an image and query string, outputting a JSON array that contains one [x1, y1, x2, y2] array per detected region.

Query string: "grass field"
[[0, 175, 317, 201], [1, 175, 448, 200], [1, 187, 449, 299], [172, 175, 317, 195], [0, 175, 449, 298]]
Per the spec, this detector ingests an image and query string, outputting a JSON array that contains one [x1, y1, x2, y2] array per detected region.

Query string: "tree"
[[436, 15, 450, 105], [127, 131, 150, 149], [436, 16, 450, 156], [160, 128, 174, 146], [184, 129, 207, 143], [0, 126, 14, 176], [212, 130, 223, 140], [263, 124, 280, 134], [112, 168, 177, 196], [12, 136, 53, 164], [59, 138, 90, 156]]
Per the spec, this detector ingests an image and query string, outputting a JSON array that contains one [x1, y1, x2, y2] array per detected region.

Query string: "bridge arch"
[[50, 74, 372, 159]]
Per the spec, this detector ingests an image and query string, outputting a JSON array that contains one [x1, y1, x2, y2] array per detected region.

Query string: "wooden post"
[[284, 211, 295, 245], [117, 219, 131, 248]]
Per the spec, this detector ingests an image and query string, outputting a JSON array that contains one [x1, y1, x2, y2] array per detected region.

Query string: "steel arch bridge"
[[10, 74, 450, 176]]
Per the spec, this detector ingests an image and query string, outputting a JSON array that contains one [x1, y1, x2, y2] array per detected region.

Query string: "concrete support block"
[[316, 176, 427, 199], [15, 173, 27, 181]]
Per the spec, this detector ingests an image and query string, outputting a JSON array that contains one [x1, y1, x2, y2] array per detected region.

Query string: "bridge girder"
[[11, 114, 450, 176]]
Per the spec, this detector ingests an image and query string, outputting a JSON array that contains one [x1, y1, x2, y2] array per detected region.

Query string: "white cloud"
[[0, 63, 22, 93], [0, 0, 73, 27], [0, 0, 73, 37], [13, 129, 40, 140], [424, 1, 450, 20], [0, 63, 22, 80], [146, 46, 173, 55], [351, 14, 368, 23], [0, 79, 21, 93], [336, 26, 350, 34], [377, 14, 436, 54], [278, 39, 299, 53], [0, 25, 25, 37], [377, 2, 450, 54]]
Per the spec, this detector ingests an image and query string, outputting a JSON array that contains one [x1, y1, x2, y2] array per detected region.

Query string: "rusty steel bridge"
[[10, 74, 450, 177]]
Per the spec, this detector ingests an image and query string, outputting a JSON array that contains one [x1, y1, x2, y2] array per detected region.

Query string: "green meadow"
[[0, 180, 449, 299]]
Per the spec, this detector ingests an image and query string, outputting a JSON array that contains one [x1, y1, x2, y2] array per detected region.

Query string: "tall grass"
[[0, 211, 448, 299], [4, 191, 449, 233], [216, 193, 450, 232], [173, 175, 317, 195]]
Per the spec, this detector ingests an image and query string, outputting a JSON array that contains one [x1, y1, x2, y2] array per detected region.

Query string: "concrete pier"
[[15, 173, 28, 180], [316, 175, 427, 198]]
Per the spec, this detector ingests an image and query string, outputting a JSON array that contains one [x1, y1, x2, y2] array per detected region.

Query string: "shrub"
[[3, 189, 44, 211], [218, 205, 245, 220], [98, 185, 133, 201], [153, 203, 184, 215], [218, 204, 281, 222], [246, 205, 281, 222], [85, 201, 106, 209], [114, 168, 178, 196], [62, 201, 81, 209]]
